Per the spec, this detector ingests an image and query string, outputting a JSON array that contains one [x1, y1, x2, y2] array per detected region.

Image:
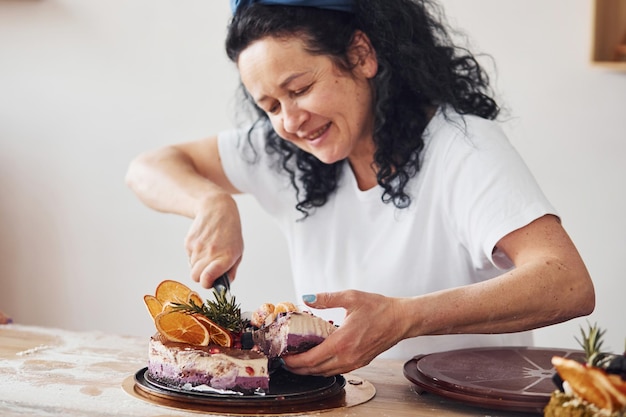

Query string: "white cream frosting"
[[149, 337, 268, 381]]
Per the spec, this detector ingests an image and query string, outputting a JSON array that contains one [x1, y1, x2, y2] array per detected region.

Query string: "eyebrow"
[[255, 72, 309, 104]]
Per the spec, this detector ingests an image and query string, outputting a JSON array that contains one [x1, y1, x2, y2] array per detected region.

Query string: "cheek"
[[314, 88, 341, 110], [318, 81, 363, 119], [266, 114, 282, 134], [268, 117, 292, 142]]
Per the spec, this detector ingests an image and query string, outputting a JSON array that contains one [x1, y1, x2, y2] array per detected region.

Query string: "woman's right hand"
[[185, 193, 243, 289], [126, 135, 244, 289]]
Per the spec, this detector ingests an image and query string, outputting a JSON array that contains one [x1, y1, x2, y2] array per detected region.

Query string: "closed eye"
[[264, 101, 280, 115], [291, 84, 312, 97], [261, 84, 311, 115]]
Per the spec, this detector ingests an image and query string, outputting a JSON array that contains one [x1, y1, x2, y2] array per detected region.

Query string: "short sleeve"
[[442, 118, 557, 269], [217, 125, 295, 217]]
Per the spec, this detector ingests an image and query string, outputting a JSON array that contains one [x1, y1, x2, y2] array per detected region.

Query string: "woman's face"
[[237, 33, 378, 165]]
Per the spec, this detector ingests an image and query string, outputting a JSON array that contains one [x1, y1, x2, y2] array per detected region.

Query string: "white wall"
[[1, 0, 624, 353]]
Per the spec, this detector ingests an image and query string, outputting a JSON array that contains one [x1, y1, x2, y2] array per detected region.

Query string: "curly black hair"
[[225, 0, 499, 218]]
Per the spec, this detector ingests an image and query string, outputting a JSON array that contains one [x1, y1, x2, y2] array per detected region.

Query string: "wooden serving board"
[[123, 372, 375, 416], [403, 347, 585, 414]]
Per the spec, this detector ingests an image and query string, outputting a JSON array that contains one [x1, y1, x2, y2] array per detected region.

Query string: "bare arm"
[[125, 136, 239, 216], [401, 214, 594, 336], [125, 137, 244, 288], [284, 214, 595, 376]]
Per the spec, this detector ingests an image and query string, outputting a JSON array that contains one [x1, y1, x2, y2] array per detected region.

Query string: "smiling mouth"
[[304, 122, 331, 141]]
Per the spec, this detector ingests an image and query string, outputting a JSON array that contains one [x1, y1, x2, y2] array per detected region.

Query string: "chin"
[[315, 156, 339, 165], [307, 149, 345, 165]]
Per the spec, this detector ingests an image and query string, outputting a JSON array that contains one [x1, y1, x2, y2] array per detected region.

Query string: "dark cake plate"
[[133, 366, 348, 414], [403, 346, 585, 414]]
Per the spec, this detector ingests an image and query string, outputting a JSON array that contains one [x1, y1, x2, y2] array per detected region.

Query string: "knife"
[[213, 273, 231, 298], [213, 274, 258, 350]]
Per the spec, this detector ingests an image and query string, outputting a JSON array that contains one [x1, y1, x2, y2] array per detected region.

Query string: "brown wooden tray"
[[126, 367, 376, 415], [403, 346, 584, 414]]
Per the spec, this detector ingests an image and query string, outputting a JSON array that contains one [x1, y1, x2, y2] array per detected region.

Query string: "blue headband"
[[230, 0, 354, 14]]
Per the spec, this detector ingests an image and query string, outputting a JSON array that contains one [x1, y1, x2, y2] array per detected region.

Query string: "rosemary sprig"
[[171, 288, 244, 333]]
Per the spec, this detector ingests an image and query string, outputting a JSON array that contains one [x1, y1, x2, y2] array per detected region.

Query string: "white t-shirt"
[[218, 108, 557, 359]]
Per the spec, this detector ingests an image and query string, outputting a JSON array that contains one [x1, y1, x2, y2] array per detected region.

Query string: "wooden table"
[[0, 324, 535, 416]]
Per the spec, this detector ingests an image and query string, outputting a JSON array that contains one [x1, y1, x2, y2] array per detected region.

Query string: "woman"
[[126, 0, 595, 376]]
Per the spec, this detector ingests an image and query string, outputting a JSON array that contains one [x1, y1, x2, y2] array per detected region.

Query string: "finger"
[[197, 259, 233, 289], [188, 254, 198, 282], [184, 231, 202, 264], [282, 328, 362, 376], [224, 257, 242, 282], [302, 290, 359, 310], [198, 263, 220, 289], [189, 258, 206, 284], [282, 347, 339, 376], [186, 245, 202, 280], [285, 353, 355, 377]]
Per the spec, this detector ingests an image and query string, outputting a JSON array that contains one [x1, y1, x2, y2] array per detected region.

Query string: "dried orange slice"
[[187, 291, 204, 307], [155, 280, 193, 304], [155, 311, 210, 346], [161, 301, 177, 314], [143, 295, 163, 319], [552, 356, 626, 412], [195, 315, 233, 347], [608, 374, 626, 396]]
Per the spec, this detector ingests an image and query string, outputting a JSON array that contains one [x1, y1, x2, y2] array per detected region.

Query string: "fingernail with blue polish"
[[302, 294, 316, 303]]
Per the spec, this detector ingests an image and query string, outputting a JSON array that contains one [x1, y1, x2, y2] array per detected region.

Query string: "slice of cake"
[[148, 333, 269, 394], [142, 280, 337, 395], [253, 310, 337, 357], [544, 323, 626, 417]]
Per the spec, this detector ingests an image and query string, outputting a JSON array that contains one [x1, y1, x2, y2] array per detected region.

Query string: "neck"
[[350, 162, 378, 191], [348, 141, 378, 191]]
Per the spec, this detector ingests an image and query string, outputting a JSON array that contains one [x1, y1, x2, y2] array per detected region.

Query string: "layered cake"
[[148, 333, 269, 394], [143, 280, 337, 395], [544, 324, 626, 417]]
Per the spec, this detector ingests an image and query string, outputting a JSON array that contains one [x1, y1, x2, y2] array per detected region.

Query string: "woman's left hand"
[[281, 290, 408, 376]]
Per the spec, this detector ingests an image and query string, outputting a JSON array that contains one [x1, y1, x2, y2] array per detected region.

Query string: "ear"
[[348, 30, 378, 79]]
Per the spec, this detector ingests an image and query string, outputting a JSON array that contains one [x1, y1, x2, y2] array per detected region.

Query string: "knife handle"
[[213, 273, 231, 293]]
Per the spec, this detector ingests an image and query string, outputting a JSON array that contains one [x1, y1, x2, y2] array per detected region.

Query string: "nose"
[[281, 102, 307, 134]]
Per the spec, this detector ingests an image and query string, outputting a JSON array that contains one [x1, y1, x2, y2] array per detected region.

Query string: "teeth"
[[306, 123, 330, 140]]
